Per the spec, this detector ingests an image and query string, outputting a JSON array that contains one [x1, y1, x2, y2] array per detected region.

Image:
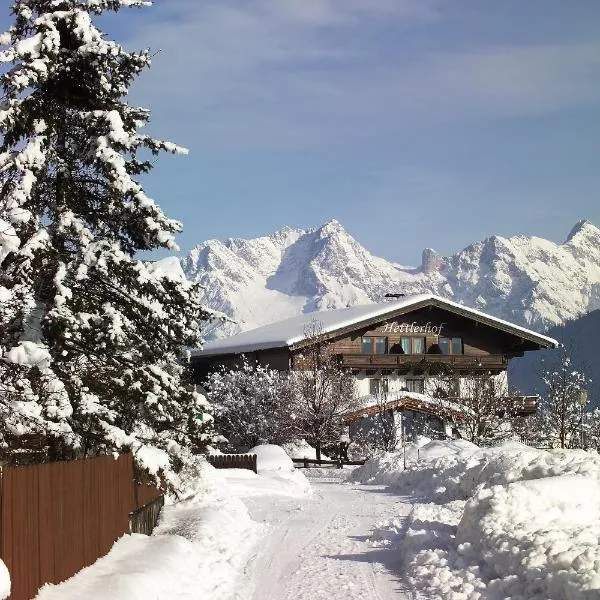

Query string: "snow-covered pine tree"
[[0, 0, 213, 483]]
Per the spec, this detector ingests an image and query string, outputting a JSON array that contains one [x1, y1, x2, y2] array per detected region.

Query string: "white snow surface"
[[193, 293, 557, 356], [33, 461, 260, 600], [3, 340, 51, 368], [181, 219, 600, 339], [0, 560, 9, 600], [22, 440, 600, 599], [146, 256, 186, 281], [250, 443, 295, 472], [247, 444, 311, 495], [231, 469, 414, 600], [354, 440, 600, 599]]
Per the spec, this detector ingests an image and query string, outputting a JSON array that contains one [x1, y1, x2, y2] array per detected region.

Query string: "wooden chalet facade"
[[191, 294, 558, 440]]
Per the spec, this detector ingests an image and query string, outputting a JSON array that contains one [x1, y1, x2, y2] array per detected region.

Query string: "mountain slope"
[[509, 309, 600, 407], [181, 219, 600, 339]]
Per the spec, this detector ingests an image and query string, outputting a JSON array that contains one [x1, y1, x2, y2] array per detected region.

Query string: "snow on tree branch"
[[0, 0, 214, 485]]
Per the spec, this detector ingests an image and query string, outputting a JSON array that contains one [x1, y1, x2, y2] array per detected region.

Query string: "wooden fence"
[[0, 453, 163, 600], [129, 495, 165, 536], [292, 458, 366, 468], [207, 453, 257, 473]]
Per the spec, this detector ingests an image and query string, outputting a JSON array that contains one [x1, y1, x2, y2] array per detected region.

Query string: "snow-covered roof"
[[355, 391, 468, 417], [193, 294, 559, 357]]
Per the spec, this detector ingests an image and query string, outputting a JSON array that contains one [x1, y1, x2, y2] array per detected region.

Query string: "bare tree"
[[427, 372, 522, 445], [538, 348, 591, 449], [351, 383, 400, 452], [285, 321, 359, 460]]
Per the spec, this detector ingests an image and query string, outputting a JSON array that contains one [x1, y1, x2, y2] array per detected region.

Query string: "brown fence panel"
[[133, 466, 164, 510], [207, 453, 257, 473], [0, 454, 142, 600], [129, 495, 165, 536]]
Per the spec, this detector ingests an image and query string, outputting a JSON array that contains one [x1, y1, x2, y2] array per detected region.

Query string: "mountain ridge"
[[181, 220, 600, 339]]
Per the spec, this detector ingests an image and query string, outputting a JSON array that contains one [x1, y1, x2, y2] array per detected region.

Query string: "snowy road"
[[234, 472, 414, 600]]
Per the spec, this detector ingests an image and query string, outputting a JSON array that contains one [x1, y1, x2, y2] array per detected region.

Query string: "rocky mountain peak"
[[421, 248, 443, 274], [565, 220, 600, 244], [181, 220, 600, 339]]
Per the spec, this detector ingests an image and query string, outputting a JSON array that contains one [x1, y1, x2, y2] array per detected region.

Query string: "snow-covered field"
[[23, 441, 600, 600], [352, 439, 600, 600]]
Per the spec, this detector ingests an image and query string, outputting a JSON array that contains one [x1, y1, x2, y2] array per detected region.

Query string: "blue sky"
[[105, 1, 597, 264]]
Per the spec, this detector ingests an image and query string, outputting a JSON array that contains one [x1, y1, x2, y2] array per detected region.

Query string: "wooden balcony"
[[336, 353, 508, 373]]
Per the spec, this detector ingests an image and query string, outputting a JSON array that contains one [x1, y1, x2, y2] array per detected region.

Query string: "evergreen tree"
[[0, 0, 212, 482]]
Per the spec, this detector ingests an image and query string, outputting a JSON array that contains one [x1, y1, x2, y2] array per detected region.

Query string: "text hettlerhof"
[[380, 322, 445, 335]]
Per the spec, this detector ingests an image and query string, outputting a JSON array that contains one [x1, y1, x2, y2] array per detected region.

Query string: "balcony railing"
[[337, 353, 507, 371]]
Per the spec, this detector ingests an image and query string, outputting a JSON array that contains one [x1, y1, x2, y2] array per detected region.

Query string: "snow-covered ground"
[[30, 445, 413, 600], [0, 560, 9, 600], [352, 439, 600, 600], [25, 441, 600, 600], [33, 460, 260, 600], [234, 468, 413, 600]]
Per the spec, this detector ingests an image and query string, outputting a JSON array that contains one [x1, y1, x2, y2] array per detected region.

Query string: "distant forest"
[[509, 310, 600, 409]]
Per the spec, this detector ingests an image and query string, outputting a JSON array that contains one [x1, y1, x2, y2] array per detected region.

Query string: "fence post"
[[304, 457, 308, 469]]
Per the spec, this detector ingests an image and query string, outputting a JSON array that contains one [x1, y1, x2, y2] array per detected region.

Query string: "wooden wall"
[[322, 306, 523, 357]]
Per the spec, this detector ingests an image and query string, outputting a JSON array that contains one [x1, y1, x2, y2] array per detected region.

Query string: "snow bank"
[[34, 460, 260, 600], [348, 438, 477, 489], [455, 476, 600, 599], [250, 444, 294, 472], [369, 442, 600, 599], [0, 560, 10, 600], [246, 444, 311, 496]]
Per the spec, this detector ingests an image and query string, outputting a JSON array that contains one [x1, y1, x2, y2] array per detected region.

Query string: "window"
[[369, 378, 389, 397], [438, 337, 463, 355], [361, 337, 372, 353], [405, 379, 424, 394], [361, 336, 388, 354], [413, 337, 425, 354], [452, 338, 463, 354], [400, 337, 426, 354]]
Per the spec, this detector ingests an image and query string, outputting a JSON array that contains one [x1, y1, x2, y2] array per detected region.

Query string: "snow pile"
[[246, 444, 311, 495], [0, 560, 9, 600], [283, 439, 330, 460], [251, 443, 295, 472], [34, 461, 260, 600], [368, 442, 600, 599], [352, 439, 600, 503], [454, 476, 600, 599], [349, 438, 477, 489]]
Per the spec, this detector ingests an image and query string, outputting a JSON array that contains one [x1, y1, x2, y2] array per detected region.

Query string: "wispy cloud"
[[122, 1, 600, 151]]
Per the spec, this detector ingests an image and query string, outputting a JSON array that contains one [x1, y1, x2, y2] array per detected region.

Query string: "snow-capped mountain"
[[181, 219, 600, 339]]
